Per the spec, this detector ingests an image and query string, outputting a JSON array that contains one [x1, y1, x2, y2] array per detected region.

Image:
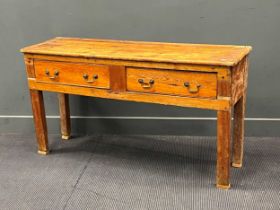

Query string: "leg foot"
[[62, 134, 71, 140], [216, 183, 231, 190], [232, 163, 242, 168], [38, 150, 49, 155]]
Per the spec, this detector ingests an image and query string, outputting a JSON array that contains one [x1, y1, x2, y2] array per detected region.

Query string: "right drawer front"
[[126, 68, 217, 98]]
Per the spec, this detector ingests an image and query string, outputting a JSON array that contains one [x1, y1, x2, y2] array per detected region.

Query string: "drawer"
[[34, 60, 110, 89], [126, 68, 217, 98]]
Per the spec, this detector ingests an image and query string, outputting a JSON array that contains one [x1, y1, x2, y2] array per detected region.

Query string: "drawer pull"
[[83, 74, 98, 83], [45, 69, 59, 79], [138, 79, 154, 88], [184, 82, 201, 93]]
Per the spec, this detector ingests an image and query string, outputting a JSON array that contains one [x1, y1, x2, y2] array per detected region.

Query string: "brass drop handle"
[[184, 82, 201, 93], [45, 69, 59, 79], [83, 74, 98, 83], [138, 79, 154, 88]]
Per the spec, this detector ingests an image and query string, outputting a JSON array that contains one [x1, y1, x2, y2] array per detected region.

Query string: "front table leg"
[[30, 90, 49, 155], [58, 93, 71, 140], [216, 110, 231, 189]]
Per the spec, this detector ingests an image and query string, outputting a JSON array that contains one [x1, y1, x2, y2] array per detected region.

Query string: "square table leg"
[[232, 95, 245, 168], [216, 109, 231, 189], [30, 90, 49, 155], [58, 93, 71, 140]]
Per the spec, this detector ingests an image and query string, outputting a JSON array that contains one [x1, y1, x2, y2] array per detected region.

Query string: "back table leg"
[[58, 93, 71, 140], [216, 110, 231, 189], [232, 95, 245, 168], [232, 56, 248, 168], [30, 90, 49, 155]]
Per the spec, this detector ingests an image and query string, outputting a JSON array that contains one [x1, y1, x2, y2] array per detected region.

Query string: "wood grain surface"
[[58, 93, 71, 140], [127, 67, 217, 98], [21, 37, 252, 66], [217, 110, 231, 189], [34, 60, 110, 89], [232, 56, 249, 168], [29, 90, 48, 155], [28, 79, 230, 111]]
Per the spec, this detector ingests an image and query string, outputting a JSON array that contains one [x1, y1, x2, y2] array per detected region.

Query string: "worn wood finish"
[[21, 37, 252, 66], [28, 79, 230, 111], [127, 68, 217, 98], [24, 53, 231, 73], [217, 110, 232, 189], [232, 56, 249, 168], [21, 37, 252, 189], [34, 60, 110, 89], [24, 57, 35, 78], [232, 96, 245, 168], [29, 90, 48, 155], [217, 70, 231, 98], [58, 93, 71, 140], [216, 63, 232, 189], [232, 57, 246, 104], [109, 65, 126, 92]]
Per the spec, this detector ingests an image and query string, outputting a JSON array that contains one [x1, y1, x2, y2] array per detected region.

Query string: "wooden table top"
[[21, 37, 252, 66]]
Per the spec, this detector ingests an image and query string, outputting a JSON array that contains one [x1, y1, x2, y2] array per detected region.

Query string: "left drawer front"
[[34, 60, 110, 89]]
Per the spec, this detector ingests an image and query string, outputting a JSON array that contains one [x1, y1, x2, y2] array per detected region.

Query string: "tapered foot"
[[232, 163, 242, 168], [37, 150, 49, 155], [62, 135, 70, 140], [216, 184, 231, 190]]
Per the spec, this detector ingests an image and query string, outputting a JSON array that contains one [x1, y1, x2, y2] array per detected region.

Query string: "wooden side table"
[[21, 37, 252, 189]]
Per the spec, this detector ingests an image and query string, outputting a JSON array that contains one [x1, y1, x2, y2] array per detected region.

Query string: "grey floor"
[[0, 134, 279, 210]]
